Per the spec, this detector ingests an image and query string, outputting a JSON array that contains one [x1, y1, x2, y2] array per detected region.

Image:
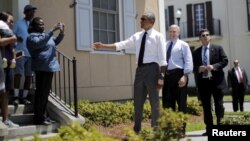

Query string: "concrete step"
[[5, 123, 60, 140], [6, 104, 34, 115], [7, 132, 58, 141], [8, 113, 34, 125]]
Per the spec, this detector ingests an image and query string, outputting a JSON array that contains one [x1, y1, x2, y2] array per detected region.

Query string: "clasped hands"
[[199, 65, 214, 73]]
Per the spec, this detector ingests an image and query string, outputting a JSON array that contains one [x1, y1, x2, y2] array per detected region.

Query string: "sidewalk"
[[181, 102, 250, 141]]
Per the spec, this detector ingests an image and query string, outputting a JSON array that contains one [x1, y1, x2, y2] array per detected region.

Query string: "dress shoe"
[[21, 98, 31, 105], [202, 132, 208, 136], [13, 98, 20, 107], [181, 132, 186, 138], [34, 120, 52, 125], [46, 117, 56, 123]]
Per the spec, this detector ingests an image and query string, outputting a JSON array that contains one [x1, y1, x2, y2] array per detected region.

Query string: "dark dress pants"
[[162, 69, 187, 113], [232, 83, 245, 111], [199, 78, 224, 133], [133, 63, 159, 133], [33, 71, 54, 124]]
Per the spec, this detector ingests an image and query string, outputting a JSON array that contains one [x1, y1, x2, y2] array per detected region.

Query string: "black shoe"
[[46, 117, 56, 123], [13, 98, 20, 107], [181, 132, 186, 138], [34, 120, 52, 125], [133, 127, 140, 134], [42, 121, 52, 125], [202, 132, 208, 136], [22, 98, 31, 105]]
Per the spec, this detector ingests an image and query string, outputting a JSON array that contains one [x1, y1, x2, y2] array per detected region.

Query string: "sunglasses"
[[201, 34, 209, 37], [140, 17, 148, 21]]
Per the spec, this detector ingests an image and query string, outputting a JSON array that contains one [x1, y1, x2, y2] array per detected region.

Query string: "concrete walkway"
[[181, 102, 250, 141]]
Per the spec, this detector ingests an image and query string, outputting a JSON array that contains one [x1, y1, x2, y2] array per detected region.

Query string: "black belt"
[[165, 68, 183, 75], [202, 77, 213, 80], [138, 62, 157, 67]]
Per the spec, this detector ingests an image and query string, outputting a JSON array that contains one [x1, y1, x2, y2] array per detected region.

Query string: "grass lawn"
[[188, 94, 250, 102]]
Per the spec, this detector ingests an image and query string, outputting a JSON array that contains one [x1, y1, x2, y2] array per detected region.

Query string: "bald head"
[[233, 59, 240, 67], [168, 24, 180, 40]]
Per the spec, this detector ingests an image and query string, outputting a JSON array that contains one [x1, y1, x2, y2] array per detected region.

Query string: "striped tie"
[[203, 47, 208, 77]]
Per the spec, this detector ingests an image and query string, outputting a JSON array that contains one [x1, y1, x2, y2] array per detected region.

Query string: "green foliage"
[[222, 113, 250, 125], [46, 122, 118, 141], [154, 109, 189, 141], [124, 109, 189, 141], [78, 100, 151, 127], [78, 99, 201, 128], [187, 100, 202, 116]]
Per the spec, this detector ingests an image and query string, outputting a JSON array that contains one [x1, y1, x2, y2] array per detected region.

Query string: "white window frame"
[[75, 0, 136, 54]]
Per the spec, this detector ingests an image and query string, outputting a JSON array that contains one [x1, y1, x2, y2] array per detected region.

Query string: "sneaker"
[[4, 119, 19, 128]]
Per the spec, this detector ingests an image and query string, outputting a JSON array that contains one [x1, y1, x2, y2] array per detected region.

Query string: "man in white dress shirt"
[[162, 24, 193, 138], [92, 12, 167, 133]]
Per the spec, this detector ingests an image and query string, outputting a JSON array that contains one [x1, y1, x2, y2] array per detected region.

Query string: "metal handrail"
[[51, 50, 78, 117]]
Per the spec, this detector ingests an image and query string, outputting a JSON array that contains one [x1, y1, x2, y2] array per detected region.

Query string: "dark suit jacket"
[[193, 44, 228, 90], [228, 67, 248, 91]]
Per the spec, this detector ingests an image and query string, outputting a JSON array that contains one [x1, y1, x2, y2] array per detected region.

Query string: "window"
[[194, 4, 205, 36], [75, 0, 136, 53], [247, 0, 250, 31], [186, 1, 214, 37], [93, 0, 119, 44], [165, 5, 174, 31]]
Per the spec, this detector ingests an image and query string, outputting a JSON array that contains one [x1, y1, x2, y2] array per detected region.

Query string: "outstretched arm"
[[92, 42, 116, 50]]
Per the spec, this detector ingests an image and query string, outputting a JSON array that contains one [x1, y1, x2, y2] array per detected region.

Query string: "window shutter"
[[75, 0, 93, 51], [123, 0, 136, 54], [168, 6, 174, 26], [247, 0, 250, 31], [186, 4, 193, 37], [206, 1, 213, 35]]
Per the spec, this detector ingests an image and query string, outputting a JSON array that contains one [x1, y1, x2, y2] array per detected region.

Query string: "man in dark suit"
[[193, 29, 228, 136], [228, 60, 248, 112]]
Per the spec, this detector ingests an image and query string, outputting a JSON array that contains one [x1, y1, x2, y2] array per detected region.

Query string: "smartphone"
[[15, 51, 24, 59]]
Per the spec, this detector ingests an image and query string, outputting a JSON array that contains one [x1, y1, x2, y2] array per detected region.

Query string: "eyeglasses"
[[140, 17, 148, 21], [201, 34, 209, 37]]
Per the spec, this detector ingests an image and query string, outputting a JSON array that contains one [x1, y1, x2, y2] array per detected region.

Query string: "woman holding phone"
[[27, 17, 65, 125]]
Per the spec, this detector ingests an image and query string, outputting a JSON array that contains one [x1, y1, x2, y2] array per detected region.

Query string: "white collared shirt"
[[167, 39, 193, 74], [115, 28, 167, 67]]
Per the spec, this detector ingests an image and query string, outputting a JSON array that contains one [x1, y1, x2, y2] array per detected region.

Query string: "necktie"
[[138, 32, 147, 67], [166, 41, 173, 63], [203, 46, 208, 77], [236, 67, 243, 83]]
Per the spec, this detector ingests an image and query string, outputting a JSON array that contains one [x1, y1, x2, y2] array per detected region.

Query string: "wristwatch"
[[159, 73, 165, 79]]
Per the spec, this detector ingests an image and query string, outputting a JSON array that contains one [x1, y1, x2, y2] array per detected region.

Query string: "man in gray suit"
[[228, 59, 248, 112]]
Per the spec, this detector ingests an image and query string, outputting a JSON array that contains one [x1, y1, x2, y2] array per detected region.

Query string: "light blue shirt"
[[167, 39, 193, 74], [13, 18, 30, 57], [26, 31, 64, 72]]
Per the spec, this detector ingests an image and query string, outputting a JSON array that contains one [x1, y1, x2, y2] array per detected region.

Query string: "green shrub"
[[124, 108, 189, 141], [187, 100, 202, 116], [48, 122, 118, 141], [78, 100, 151, 127], [222, 113, 250, 125], [78, 99, 200, 127]]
